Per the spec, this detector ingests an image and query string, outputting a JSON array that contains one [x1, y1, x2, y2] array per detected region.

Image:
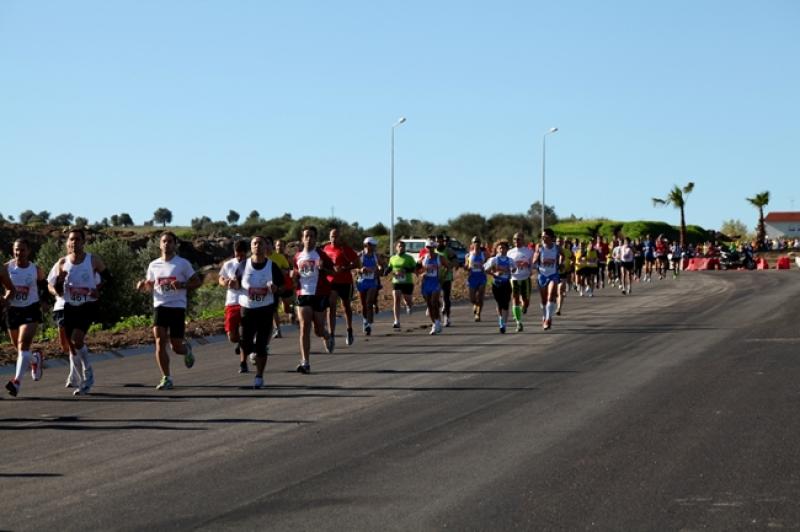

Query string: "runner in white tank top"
[[4, 239, 45, 398], [50, 228, 108, 396], [532, 228, 562, 330]]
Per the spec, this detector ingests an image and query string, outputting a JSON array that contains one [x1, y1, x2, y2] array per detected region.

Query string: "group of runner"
[[2, 227, 682, 395]]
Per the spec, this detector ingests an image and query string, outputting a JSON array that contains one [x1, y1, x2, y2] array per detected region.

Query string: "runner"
[[574, 240, 590, 296], [4, 239, 45, 397], [356, 237, 381, 336], [218, 239, 247, 372], [619, 237, 634, 295], [417, 239, 449, 335], [50, 228, 109, 395], [136, 231, 202, 390], [655, 234, 669, 280], [323, 228, 360, 347], [239, 236, 284, 389], [465, 236, 487, 322], [386, 240, 416, 329], [556, 236, 574, 316], [269, 239, 293, 339], [507, 232, 534, 332], [290, 225, 335, 374], [532, 228, 562, 330], [643, 234, 656, 282], [437, 235, 457, 326], [633, 238, 644, 282], [670, 240, 683, 279], [483, 240, 513, 333], [595, 236, 608, 289]]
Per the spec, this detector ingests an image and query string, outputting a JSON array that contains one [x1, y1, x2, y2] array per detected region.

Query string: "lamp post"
[[390, 117, 407, 251], [541, 127, 558, 233]]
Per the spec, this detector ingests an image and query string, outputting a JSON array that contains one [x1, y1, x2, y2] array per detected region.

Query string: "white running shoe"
[[430, 324, 437, 335]]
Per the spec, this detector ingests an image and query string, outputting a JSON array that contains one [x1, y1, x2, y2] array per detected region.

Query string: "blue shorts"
[[467, 271, 487, 289], [537, 273, 560, 288], [356, 278, 377, 292], [421, 277, 441, 297]]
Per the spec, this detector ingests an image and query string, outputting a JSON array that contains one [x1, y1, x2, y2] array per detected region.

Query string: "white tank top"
[[240, 258, 275, 308], [63, 253, 98, 306], [538, 245, 560, 277], [620, 245, 634, 262], [7, 261, 39, 308]]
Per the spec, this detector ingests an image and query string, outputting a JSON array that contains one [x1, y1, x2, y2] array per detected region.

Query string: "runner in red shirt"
[[322, 228, 361, 347]]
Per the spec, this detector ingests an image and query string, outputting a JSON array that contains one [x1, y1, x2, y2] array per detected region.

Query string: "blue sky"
[[1, 1, 798, 233]]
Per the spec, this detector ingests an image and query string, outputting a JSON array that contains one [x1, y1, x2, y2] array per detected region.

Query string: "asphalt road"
[[2, 271, 799, 531]]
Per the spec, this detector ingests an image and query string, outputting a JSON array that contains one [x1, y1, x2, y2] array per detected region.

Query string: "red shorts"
[[224, 304, 242, 333]]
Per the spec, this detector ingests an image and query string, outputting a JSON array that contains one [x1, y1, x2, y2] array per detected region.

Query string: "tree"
[[652, 182, 695, 249], [74, 216, 88, 227], [118, 213, 134, 227], [447, 213, 487, 243], [19, 210, 36, 224], [227, 210, 240, 225], [153, 207, 173, 227], [746, 191, 770, 248], [110, 214, 121, 227], [526, 202, 559, 235], [51, 213, 74, 226], [37, 210, 51, 224], [365, 222, 389, 236], [720, 219, 748, 239], [244, 210, 261, 225], [191, 216, 213, 231]]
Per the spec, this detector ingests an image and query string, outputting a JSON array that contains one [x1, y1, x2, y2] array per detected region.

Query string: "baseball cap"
[[363, 237, 378, 246]]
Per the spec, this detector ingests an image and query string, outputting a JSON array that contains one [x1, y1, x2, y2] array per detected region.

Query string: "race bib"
[[298, 260, 316, 277], [425, 264, 438, 278], [361, 270, 375, 280], [157, 277, 177, 292], [394, 270, 406, 282], [69, 286, 91, 303], [513, 260, 530, 273], [248, 286, 269, 302], [13, 285, 29, 302]]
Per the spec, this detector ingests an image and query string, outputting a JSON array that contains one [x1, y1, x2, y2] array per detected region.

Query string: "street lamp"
[[390, 117, 407, 251], [541, 127, 558, 232]]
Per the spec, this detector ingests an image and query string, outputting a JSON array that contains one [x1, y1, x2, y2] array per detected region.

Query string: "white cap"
[[364, 237, 378, 246], [426, 239, 437, 248]]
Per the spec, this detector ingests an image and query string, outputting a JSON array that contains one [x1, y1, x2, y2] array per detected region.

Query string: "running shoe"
[[324, 335, 335, 354], [405, 305, 412, 315], [435, 321, 442, 334], [499, 325, 506, 334], [430, 324, 437, 335], [346, 329, 354, 346], [272, 328, 282, 339], [82, 367, 94, 392], [72, 386, 87, 396], [253, 376, 264, 389], [392, 321, 401, 329], [365, 324, 372, 336], [239, 361, 249, 374], [516, 322, 523, 333], [184, 343, 195, 368], [156, 376, 173, 390], [523, 306, 528, 315], [544, 319, 552, 330], [362, 320, 368, 333], [474, 313, 480, 322], [30, 351, 43, 381], [445, 316, 451, 327], [296, 362, 310, 374], [5, 380, 19, 397], [556, 308, 562, 316]]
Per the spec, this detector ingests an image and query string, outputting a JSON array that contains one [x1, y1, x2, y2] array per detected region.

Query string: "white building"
[[764, 212, 800, 239]]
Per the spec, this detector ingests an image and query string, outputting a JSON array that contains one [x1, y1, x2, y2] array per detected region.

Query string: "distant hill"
[[551, 220, 711, 243]]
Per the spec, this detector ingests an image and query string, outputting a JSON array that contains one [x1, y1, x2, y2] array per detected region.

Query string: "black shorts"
[[6, 304, 43, 330], [64, 302, 98, 337], [393, 283, 414, 296], [53, 309, 65, 328], [621, 261, 634, 272], [153, 306, 186, 339], [297, 294, 329, 313], [330, 283, 353, 301]]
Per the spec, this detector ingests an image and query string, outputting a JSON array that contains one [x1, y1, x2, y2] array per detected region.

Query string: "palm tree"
[[746, 191, 770, 248], [652, 182, 695, 249]]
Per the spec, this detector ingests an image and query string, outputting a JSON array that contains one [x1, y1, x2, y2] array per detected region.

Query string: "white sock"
[[68, 352, 80, 384], [547, 302, 556, 320], [540, 303, 546, 319], [14, 350, 31, 382], [77, 345, 91, 370]]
